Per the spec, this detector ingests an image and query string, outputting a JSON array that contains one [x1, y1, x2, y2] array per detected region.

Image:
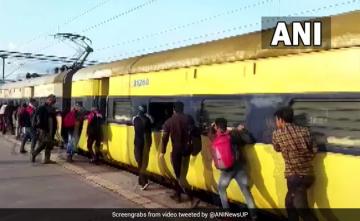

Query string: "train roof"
[[73, 10, 360, 82], [0, 70, 69, 90]]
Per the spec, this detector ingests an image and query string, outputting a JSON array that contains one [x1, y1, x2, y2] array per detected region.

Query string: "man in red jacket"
[[63, 107, 77, 162]]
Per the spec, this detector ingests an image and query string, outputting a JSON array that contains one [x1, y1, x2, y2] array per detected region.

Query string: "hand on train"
[[237, 124, 245, 131]]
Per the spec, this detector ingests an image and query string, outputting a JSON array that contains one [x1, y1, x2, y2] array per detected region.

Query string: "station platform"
[[0, 134, 215, 209], [0, 134, 284, 221]]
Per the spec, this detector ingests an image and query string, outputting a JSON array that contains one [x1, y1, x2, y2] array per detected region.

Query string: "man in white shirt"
[[0, 103, 7, 133]]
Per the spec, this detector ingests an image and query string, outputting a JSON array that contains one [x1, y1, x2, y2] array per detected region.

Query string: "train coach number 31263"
[[133, 79, 150, 87]]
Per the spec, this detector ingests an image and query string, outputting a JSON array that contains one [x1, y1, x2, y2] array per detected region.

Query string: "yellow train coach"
[[70, 11, 360, 220], [0, 69, 77, 112]]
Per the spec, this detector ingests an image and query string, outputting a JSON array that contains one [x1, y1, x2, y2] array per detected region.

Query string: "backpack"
[[18, 108, 30, 127], [63, 111, 76, 128], [211, 131, 235, 170], [87, 112, 103, 136], [186, 124, 201, 156]]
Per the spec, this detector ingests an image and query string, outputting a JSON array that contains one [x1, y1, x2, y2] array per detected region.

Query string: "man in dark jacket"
[[0, 103, 6, 133], [86, 105, 103, 164], [18, 103, 29, 153], [31, 94, 57, 164], [20, 98, 38, 153], [4, 101, 15, 135], [133, 105, 153, 190], [160, 102, 193, 204], [14, 102, 22, 140]]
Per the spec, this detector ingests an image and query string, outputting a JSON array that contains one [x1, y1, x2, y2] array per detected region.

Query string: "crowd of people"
[[135, 102, 318, 221], [0, 94, 104, 164], [0, 96, 319, 221]]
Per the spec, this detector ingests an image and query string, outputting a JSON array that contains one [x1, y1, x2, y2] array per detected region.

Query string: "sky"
[[0, 0, 359, 79]]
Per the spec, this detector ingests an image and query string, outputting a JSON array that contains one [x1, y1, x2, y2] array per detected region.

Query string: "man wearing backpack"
[[86, 105, 103, 164], [31, 94, 57, 164], [133, 105, 153, 190], [208, 118, 257, 220], [63, 106, 77, 162]]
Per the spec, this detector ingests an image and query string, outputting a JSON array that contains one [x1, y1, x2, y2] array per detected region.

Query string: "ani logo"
[[261, 16, 330, 49], [271, 21, 322, 47]]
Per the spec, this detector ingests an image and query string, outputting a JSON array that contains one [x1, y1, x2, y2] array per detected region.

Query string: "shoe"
[[43, 159, 56, 164], [170, 193, 182, 203], [190, 198, 201, 208], [94, 158, 101, 165], [66, 155, 73, 163], [20, 150, 28, 154], [140, 183, 149, 191], [31, 154, 36, 163], [90, 159, 100, 164]]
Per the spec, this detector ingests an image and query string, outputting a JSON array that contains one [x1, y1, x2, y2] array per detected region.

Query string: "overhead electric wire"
[[18, 0, 113, 50], [7, 0, 113, 77], [96, 0, 275, 51], [63, 0, 113, 26], [0, 50, 98, 63], [7, 0, 153, 78], [81, 0, 158, 33], [3, 49, 99, 78], [103, 0, 360, 62]]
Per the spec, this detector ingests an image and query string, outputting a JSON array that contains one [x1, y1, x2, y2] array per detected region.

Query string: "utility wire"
[[96, 0, 275, 51], [0, 50, 98, 63], [8, 0, 153, 78], [6, 41, 61, 78], [63, 0, 113, 26], [103, 0, 359, 62], [18, 0, 113, 50], [81, 0, 158, 33], [7, 0, 112, 78], [4, 48, 98, 78]]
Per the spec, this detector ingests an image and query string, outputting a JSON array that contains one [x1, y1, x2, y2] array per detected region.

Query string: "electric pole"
[[1, 56, 5, 82]]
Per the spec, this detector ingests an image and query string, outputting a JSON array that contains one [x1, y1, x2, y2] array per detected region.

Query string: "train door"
[[98, 77, 109, 118], [146, 99, 176, 175], [148, 100, 175, 131]]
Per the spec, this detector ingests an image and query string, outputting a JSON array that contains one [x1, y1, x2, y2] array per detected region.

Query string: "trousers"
[[286, 175, 318, 221], [218, 163, 256, 219]]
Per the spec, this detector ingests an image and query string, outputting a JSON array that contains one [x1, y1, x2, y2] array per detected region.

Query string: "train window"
[[200, 99, 246, 131], [75, 101, 83, 107], [149, 102, 175, 131], [113, 100, 132, 123], [292, 100, 360, 150]]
